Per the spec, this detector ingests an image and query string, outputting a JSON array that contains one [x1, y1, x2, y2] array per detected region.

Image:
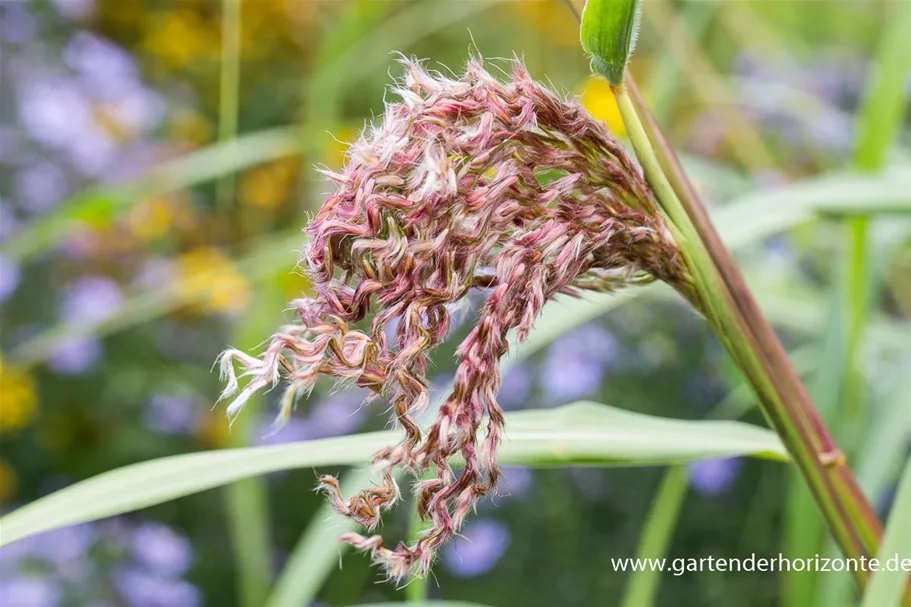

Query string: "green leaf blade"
[[860, 455, 911, 607], [0, 402, 785, 548]]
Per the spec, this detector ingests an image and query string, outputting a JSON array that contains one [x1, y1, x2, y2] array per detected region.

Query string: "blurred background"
[[1, 0, 909, 606]]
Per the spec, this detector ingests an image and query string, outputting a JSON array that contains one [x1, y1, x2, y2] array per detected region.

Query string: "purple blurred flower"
[[255, 392, 367, 446], [307, 392, 367, 438], [732, 51, 858, 155], [113, 568, 200, 607], [48, 335, 102, 374], [806, 111, 853, 152], [0, 255, 21, 303], [0, 526, 94, 577], [0, 538, 39, 572], [442, 519, 510, 578], [130, 523, 193, 577], [51, 0, 95, 20], [0, 576, 62, 607], [0, 520, 201, 607], [64, 32, 138, 97], [688, 458, 742, 495], [132, 259, 177, 291], [255, 417, 315, 446], [67, 129, 118, 177], [500, 466, 533, 498], [497, 364, 532, 410], [18, 77, 95, 149], [98, 518, 134, 549], [0, 203, 20, 242], [60, 276, 123, 326], [0, 4, 35, 44], [60, 32, 166, 135], [540, 325, 619, 403], [144, 394, 201, 436], [15, 161, 68, 213], [16, 74, 117, 176], [109, 86, 165, 135], [32, 525, 95, 565]]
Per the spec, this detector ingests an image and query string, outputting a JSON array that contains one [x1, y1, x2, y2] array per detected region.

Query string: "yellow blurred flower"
[[125, 192, 196, 242], [174, 247, 252, 315], [126, 197, 174, 242], [240, 0, 291, 49], [279, 269, 311, 301], [0, 356, 37, 434], [0, 458, 17, 503], [501, 0, 580, 48], [580, 76, 627, 138], [196, 410, 231, 449], [143, 10, 219, 68], [325, 126, 358, 170], [239, 159, 298, 210], [170, 108, 212, 146]]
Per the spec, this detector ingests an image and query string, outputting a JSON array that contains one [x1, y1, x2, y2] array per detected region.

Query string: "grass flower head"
[[218, 56, 693, 580]]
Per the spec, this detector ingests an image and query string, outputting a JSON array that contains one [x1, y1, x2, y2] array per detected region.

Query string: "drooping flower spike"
[[218, 56, 695, 580]]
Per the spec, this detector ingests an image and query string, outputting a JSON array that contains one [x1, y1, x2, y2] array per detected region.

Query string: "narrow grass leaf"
[[860, 455, 911, 607], [620, 466, 689, 607], [223, 278, 283, 607], [263, 468, 374, 607], [0, 402, 786, 547]]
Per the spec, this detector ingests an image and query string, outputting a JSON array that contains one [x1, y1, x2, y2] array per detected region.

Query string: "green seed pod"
[[580, 0, 643, 85]]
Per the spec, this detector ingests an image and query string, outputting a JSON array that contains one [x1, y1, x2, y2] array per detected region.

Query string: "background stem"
[[619, 467, 689, 607], [844, 0, 911, 433]]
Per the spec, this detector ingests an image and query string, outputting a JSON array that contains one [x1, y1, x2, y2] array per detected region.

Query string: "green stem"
[[613, 80, 895, 600], [842, 218, 869, 420], [216, 0, 241, 213], [405, 503, 430, 602], [223, 276, 282, 607], [843, 0, 911, 431], [620, 467, 689, 607], [223, 394, 273, 607], [224, 475, 274, 607], [861, 455, 911, 607]]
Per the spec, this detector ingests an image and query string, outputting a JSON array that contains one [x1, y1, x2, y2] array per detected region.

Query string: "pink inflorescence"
[[218, 57, 692, 580]]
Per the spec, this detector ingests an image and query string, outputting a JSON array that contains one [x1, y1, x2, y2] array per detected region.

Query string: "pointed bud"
[[580, 0, 642, 85]]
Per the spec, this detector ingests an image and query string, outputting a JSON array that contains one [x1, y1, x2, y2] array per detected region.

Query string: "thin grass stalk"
[[223, 279, 281, 607], [843, 0, 911, 437], [611, 78, 896, 600], [619, 466, 688, 607], [622, 77, 886, 550], [216, 0, 241, 213], [405, 490, 431, 602]]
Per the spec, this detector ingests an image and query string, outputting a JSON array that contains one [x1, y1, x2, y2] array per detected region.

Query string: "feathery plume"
[[218, 56, 694, 580]]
